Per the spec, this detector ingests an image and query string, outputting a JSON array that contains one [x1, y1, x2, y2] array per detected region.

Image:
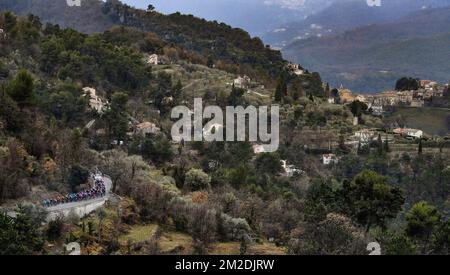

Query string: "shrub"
[[169, 197, 192, 232], [219, 213, 251, 242], [189, 205, 216, 255], [47, 217, 65, 241], [68, 164, 89, 192], [184, 169, 211, 191], [6, 70, 35, 106], [289, 213, 367, 255]]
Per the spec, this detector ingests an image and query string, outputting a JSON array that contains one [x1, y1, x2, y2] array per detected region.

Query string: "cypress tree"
[[384, 135, 390, 152], [274, 71, 287, 102], [377, 134, 383, 155]]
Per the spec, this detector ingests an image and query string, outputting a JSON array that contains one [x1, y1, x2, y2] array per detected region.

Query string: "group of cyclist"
[[42, 174, 106, 207]]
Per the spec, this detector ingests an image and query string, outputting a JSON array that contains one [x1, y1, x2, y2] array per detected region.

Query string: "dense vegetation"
[[0, 0, 286, 84], [0, 8, 449, 255], [283, 6, 450, 92]]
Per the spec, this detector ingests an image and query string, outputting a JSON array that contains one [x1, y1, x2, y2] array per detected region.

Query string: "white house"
[[0, 29, 6, 40], [286, 63, 304, 76], [404, 129, 423, 139], [371, 105, 383, 116], [393, 128, 423, 139], [82, 87, 108, 113], [135, 121, 160, 137], [207, 160, 219, 170], [281, 160, 302, 177], [422, 81, 438, 90], [322, 154, 338, 165], [111, 140, 124, 146], [327, 97, 336, 104], [253, 144, 267, 154], [354, 129, 376, 144], [147, 54, 159, 65], [233, 75, 251, 89], [163, 96, 174, 104], [355, 94, 367, 103]]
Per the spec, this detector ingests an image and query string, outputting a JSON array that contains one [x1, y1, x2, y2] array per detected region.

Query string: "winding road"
[[46, 175, 112, 221]]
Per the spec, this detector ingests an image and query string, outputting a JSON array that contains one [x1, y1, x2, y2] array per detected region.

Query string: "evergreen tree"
[[68, 164, 89, 192], [206, 56, 214, 68], [395, 77, 419, 91], [325, 82, 330, 97], [348, 100, 368, 118], [172, 79, 183, 105], [4, 12, 18, 32], [344, 170, 405, 232], [0, 209, 44, 255], [406, 201, 441, 253], [384, 135, 390, 152], [0, 86, 23, 132], [228, 84, 245, 106], [338, 135, 349, 154], [7, 70, 35, 107], [331, 88, 339, 98], [377, 134, 383, 155], [104, 92, 129, 144], [274, 71, 287, 102], [153, 72, 172, 113]]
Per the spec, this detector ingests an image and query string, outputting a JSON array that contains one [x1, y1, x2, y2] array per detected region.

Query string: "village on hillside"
[[316, 79, 450, 163], [329, 80, 449, 111], [330, 79, 449, 128], [333, 80, 448, 112]]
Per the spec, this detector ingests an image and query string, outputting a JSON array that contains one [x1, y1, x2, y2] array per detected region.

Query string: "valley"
[[281, 5, 450, 92]]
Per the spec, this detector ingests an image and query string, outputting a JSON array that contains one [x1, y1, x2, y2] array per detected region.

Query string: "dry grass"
[[158, 230, 195, 255], [118, 224, 159, 245], [209, 242, 240, 255], [209, 242, 286, 255], [386, 107, 450, 136], [248, 243, 287, 255]]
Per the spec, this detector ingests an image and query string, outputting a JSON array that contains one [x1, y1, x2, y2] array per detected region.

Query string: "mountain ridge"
[[263, 0, 450, 48], [282, 5, 450, 92], [0, 0, 287, 83]]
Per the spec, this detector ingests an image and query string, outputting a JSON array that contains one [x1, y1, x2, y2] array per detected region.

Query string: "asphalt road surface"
[[46, 175, 112, 214]]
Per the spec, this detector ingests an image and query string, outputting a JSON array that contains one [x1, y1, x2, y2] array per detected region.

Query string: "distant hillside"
[[263, 0, 450, 48], [0, 0, 114, 33], [0, 0, 286, 82], [138, 0, 309, 36], [282, 6, 450, 92]]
